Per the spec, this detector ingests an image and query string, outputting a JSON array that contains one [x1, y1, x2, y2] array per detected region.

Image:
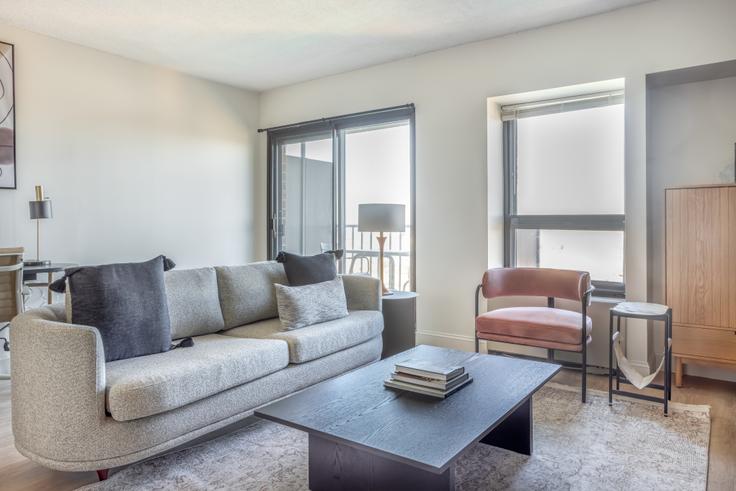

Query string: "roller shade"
[[501, 90, 624, 121]]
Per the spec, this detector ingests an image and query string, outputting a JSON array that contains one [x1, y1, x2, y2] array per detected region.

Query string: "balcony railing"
[[344, 224, 412, 292]]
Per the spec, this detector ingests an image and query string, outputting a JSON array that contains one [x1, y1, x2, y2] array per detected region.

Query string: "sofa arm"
[[341, 274, 382, 312], [10, 304, 106, 459]]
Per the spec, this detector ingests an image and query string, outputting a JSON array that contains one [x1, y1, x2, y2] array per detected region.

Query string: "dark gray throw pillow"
[[50, 255, 175, 362], [275, 250, 343, 286]]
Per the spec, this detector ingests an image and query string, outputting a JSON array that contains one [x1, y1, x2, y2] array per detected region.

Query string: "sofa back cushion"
[[216, 261, 287, 329], [165, 267, 225, 338]]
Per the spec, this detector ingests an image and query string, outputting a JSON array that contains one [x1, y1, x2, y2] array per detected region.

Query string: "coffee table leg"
[[308, 434, 455, 491], [479, 397, 532, 455]]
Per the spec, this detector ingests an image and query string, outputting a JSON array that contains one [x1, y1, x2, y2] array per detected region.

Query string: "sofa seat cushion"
[[476, 307, 592, 347], [105, 334, 289, 421], [222, 310, 383, 364]]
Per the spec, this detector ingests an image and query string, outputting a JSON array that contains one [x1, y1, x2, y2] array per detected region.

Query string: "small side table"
[[23, 262, 76, 304], [381, 291, 417, 358], [609, 302, 672, 415]]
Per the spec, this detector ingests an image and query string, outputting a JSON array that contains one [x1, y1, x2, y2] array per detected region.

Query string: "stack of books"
[[384, 360, 472, 398]]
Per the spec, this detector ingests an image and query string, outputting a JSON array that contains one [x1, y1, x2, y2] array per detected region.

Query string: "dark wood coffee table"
[[255, 345, 560, 490]]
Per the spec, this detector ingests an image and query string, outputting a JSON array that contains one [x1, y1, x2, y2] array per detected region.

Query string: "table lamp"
[[26, 185, 53, 266], [358, 203, 405, 295]]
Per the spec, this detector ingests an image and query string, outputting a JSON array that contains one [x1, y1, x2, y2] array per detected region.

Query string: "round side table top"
[[611, 301, 670, 317], [382, 291, 418, 301]]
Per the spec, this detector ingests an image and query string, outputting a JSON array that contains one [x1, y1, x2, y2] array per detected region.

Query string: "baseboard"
[[415, 329, 480, 352], [625, 359, 651, 374]]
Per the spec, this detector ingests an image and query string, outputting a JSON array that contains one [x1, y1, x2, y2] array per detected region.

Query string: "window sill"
[[591, 295, 625, 305]]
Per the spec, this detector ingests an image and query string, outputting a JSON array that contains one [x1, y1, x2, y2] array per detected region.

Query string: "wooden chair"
[[0, 247, 24, 379], [474, 267, 593, 402]]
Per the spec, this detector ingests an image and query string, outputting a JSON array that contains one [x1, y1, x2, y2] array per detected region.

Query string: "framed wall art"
[[0, 40, 15, 189]]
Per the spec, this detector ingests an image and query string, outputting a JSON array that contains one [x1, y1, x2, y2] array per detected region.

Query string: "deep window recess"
[[502, 90, 625, 298], [261, 104, 416, 292]]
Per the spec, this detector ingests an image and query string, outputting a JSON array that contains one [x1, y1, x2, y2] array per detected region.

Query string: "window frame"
[[502, 111, 625, 299]]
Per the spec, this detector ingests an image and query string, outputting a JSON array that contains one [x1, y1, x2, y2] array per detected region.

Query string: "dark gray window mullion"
[[510, 215, 625, 231], [335, 127, 346, 273], [503, 120, 517, 267], [300, 142, 306, 255], [266, 133, 276, 259]]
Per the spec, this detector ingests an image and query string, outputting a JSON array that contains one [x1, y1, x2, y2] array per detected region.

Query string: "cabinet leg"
[[675, 357, 683, 388]]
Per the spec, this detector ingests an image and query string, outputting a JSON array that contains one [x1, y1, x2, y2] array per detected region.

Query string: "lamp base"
[[24, 259, 51, 267]]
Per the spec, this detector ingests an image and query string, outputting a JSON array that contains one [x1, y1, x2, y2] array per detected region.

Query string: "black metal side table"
[[609, 302, 672, 415]]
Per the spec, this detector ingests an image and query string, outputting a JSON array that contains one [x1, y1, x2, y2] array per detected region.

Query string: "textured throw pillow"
[[275, 277, 349, 330], [275, 250, 344, 286], [49, 255, 176, 362]]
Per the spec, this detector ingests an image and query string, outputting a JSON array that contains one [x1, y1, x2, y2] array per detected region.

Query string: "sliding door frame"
[[265, 104, 416, 291], [266, 125, 334, 258]]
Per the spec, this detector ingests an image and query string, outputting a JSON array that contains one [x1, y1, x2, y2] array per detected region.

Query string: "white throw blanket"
[[613, 331, 671, 390]]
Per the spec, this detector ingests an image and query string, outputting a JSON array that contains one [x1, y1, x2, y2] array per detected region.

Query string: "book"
[[390, 371, 470, 391], [394, 360, 464, 381], [384, 376, 473, 399]]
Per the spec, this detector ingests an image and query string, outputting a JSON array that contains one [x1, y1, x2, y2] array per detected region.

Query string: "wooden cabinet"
[[665, 184, 736, 386]]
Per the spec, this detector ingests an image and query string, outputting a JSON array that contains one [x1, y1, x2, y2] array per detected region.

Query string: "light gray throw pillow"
[[275, 277, 349, 330]]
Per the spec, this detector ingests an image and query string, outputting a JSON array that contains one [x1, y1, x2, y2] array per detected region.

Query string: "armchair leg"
[[474, 335, 479, 353], [581, 343, 587, 403]]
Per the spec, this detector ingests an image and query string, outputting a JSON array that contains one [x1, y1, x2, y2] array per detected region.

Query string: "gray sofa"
[[10, 261, 383, 474]]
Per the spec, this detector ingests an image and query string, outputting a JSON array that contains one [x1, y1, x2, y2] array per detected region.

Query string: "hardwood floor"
[[1, 370, 734, 490]]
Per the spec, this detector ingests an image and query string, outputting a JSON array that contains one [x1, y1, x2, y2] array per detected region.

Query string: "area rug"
[[78, 384, 710, 491]]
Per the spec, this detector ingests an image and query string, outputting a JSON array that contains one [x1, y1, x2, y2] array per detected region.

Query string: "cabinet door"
[[666, 187, 736, 328]]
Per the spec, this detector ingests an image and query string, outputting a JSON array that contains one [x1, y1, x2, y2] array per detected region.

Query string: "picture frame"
[[0, 40, 15, 189]]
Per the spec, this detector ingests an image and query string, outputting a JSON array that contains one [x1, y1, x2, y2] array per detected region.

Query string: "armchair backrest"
[[481, 267, 590, 302], [0, 247, 24, 322]]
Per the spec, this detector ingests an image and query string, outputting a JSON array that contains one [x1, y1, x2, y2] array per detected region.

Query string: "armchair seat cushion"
[[476, 307, 592, 346], [105, 334, 289, 421], [223, 310, 383, 363]]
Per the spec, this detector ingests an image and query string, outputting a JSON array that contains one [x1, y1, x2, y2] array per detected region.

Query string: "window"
[[265, 105, 415, 291], [502, 91, 625, 296]]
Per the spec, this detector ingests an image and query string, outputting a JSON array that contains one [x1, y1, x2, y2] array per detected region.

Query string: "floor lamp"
[[358, 203, 406, 295]]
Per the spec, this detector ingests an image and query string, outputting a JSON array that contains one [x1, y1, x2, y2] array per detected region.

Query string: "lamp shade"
[[358, 203, 405, 233], [29, 199, 52, 219]]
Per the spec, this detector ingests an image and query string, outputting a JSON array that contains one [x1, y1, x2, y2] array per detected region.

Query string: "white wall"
[[258, 0, 736, 369], [0, 23, 260, 269]]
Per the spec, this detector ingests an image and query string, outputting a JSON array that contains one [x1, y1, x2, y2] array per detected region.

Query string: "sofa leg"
[[96, 469, 109, 481]]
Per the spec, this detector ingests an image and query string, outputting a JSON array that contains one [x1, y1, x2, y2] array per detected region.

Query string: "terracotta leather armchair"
[[474, 267, 593, 402]]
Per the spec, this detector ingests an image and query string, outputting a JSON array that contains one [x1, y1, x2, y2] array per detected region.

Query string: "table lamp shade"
[[29, 185, 53, 219], [358, 204, 405, 233], [29, 199, 53, 219]]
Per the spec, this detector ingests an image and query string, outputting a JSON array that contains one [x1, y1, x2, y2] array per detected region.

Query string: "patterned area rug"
[[78, 384, 710, 491]]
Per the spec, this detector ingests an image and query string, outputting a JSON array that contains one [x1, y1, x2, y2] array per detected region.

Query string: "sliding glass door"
[[341, 121, 412, 291], [266, 105, 415, 291]]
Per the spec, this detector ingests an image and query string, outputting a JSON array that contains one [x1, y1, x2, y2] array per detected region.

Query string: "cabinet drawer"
[[672, 324, 736, 362]]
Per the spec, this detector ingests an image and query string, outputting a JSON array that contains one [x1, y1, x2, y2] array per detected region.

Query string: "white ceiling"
[[0, 0, 649, 91]]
